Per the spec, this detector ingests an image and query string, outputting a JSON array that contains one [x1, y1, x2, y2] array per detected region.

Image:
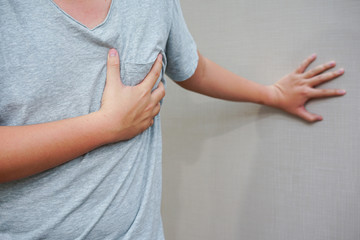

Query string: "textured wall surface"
[[161, 0, 360, 240]]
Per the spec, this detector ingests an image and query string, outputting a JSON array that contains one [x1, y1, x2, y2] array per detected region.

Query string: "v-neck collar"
[[48, 0, 114, 31]]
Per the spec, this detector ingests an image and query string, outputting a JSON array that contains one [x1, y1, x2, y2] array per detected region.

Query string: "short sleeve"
[[165, 0, 199, 82]]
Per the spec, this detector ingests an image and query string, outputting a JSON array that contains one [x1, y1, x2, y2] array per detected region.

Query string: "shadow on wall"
[[161, 74, 357, 239], [161, 78, 295, 238], [238, 96, 359, 240], [162, 80, 271, 164]]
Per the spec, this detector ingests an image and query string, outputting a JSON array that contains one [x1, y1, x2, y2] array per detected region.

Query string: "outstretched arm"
[[176, 52, 345, 122]]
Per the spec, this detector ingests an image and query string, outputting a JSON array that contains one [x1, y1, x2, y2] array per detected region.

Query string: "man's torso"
[[0, 0, 171, 239]]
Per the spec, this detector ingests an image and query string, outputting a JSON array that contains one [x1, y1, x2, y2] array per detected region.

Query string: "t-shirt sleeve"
[[165, 0, 199, 82]]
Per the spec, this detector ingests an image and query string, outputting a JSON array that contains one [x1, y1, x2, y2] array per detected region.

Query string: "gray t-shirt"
[[0, 0, 198, 239]]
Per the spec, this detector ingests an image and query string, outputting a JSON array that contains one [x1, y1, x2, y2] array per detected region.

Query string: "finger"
[[141, 54, 163, 90], [295, 54, 317, 74], [151, 81, 166, 104], [106, 49, 122, 87], [303, 61, 336, 79], [308, 88, 346, 99], [296, 106, 323, 122], [152, 103, 161, 117], [147, 119, 155, 129], [308, 68, 344, 87], [140, 119, 154, 134]]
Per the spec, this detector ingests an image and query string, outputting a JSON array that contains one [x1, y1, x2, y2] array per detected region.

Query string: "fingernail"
[[109, 49, 117, 57], [337, 89, 346, 94], [337, 68, 344, 74], [328, 61, 336, 67], [311, 53, 317, 59], [157, 53, 163, 61]]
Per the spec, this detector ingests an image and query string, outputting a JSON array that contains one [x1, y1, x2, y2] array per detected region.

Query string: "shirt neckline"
[[48, 0, 114, 31]]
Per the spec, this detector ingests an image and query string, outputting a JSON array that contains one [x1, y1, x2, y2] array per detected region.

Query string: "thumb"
[[296, 106, 323, 122], [106, 48, 122, 87]]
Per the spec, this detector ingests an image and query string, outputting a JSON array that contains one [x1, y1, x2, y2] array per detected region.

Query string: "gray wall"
[[161, 0, 360, 240]]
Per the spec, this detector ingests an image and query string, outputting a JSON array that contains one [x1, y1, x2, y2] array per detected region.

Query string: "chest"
[[51, 0, 112, 30], [0, 0, 171, 125]]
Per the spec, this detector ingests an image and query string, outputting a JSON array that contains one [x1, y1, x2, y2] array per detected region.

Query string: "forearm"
[[177, 52, 273, 106], [178, 52, 345, 122], [0, 112, 110, 183], [0, 48, 164, 183]]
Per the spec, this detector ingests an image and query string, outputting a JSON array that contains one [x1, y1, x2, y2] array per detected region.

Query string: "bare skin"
[[0, 50, 165, 183], [179, 52, 345, 122], [52, 0, 112, 29], [0, 1, 345, 183]]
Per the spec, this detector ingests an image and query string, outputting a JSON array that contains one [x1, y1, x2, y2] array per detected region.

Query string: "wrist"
[[263, 85, 282, 108], [259, 85, 276, 107], [88, 111, 118, 145]]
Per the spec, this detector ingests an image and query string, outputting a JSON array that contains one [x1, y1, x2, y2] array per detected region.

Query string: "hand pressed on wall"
[[268, 54, 346, 122]]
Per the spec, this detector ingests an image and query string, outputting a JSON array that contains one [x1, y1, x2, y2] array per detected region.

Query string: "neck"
[[52, 0, 112, 29]]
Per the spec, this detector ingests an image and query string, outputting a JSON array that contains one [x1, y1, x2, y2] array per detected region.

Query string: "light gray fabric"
[[0, 0, 198, 239], [161, 0, 360, 240]]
